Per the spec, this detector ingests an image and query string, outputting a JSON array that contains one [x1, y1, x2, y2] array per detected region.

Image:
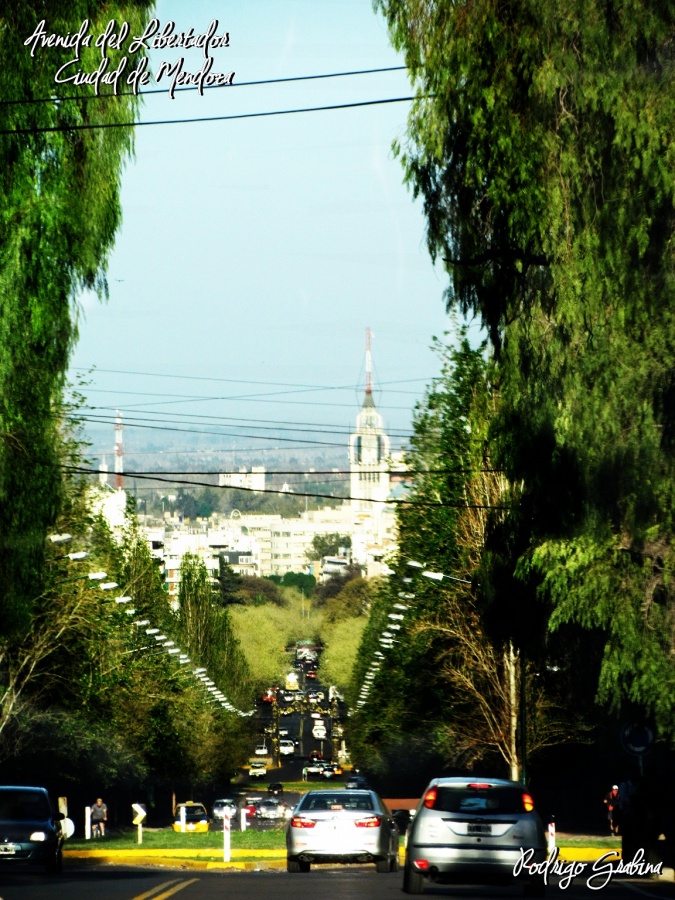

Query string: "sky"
[[67, 0, 459, 465]]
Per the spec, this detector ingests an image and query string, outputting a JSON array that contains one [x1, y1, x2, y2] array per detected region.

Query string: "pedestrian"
[[603, 784, 620, 835], [302, 766, 308, 782], [90, 797, 108, 838]]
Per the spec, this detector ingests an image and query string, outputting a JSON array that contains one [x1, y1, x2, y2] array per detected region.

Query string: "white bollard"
[[223, 814, 231, 862], [85, 805, 91, 840], [547, 817, 556, 856], [240, 807, 247, 832]]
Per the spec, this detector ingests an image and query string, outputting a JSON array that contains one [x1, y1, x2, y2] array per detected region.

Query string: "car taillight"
[[468, 783, 492, 789], [522, 793, 535, 812], [354, 815, 381, 828], [291, 816, 316, 828], [423, 788, 437, 809], [414, 859, 429, 870]]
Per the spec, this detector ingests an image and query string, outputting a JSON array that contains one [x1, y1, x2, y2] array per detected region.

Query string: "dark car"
[[345, 774, 370, 790], [0, 786, 64, 874], [268, 782, 284, 797]]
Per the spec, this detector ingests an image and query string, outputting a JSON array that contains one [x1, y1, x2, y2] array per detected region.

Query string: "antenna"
[[365, 326, 372, 395], [114, 410, 124, 490]]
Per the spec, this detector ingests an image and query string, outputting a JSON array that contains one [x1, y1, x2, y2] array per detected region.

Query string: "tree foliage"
[[0, 1, 153, 636], [377, 0, 675, 738]]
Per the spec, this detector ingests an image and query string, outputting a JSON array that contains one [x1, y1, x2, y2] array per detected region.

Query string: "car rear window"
[[0, 790, 51, 820], [435, 786, 526, 814], [299, 793, 374, 811]]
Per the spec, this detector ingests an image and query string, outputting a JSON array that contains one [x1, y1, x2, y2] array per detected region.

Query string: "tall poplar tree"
[[0, 2, 153, 635], [376, 0, 675, 735]]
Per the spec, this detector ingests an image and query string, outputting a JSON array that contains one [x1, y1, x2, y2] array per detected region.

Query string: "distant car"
[[243, 798, 261, 819], [249, 759, 267, 779], [212, 798, 237, 821], [173, 802, 210, 833], [312, 727, 327, 740], [261, 690, 277, 703], [255, 743, 268, 756], [280, 739, 295, 756], [0, 785, 65, 874], [281, 691, 295, 703], [305, 760, 326, 778], [403, 777, 547, 895], [279, 727, 290, 737], [345, 775, 369, 790], [286, 788, 399, 873], [321, 763, 343, 779], [306, 670, 317, 680], [259, 799, 287, 821], [268, 782, 284, 797], [308, 750, 323, 762]]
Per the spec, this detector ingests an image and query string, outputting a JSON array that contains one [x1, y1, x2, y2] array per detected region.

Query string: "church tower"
[[349, 328, 391, 511]]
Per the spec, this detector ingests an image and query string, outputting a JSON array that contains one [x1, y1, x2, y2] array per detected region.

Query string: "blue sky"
[[68, 1, 458, 462]]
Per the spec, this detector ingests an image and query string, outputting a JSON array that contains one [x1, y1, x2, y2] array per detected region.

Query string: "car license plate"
[[0, 843, 16, 854], [468, 823, 492, 835]]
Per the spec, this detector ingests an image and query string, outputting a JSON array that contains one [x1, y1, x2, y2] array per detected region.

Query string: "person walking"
[[91, 797, 108, 838], [603, 785, 620, 835]]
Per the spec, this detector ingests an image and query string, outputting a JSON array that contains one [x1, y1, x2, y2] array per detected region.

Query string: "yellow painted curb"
[[65, 848, 283, 859], [557, 847, 621, 862]]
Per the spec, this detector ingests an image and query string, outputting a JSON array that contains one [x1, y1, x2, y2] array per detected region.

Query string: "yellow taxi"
[[172, 801, 210, 833]]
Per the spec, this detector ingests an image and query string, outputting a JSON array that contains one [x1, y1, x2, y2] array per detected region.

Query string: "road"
[[0, 864, 673, 900]]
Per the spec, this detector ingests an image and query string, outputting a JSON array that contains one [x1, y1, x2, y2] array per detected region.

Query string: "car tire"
[[299, 860, 310, 872], [287, 858, 301, 873], [391, 853, 400, 873], [44, 849, 63, 875], [376, 858, 390, 873], [524, 879, 546, 897], [403, 860, 425, 894]]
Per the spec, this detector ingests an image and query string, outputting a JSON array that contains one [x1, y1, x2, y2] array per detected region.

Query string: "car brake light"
[[423, 788, 437, 809], [468, 783, 492, 789], [354, 815, 381, 828], [414, 859, 430, 870], [291, 816, 316, 828], [522, 793, 535, 812]]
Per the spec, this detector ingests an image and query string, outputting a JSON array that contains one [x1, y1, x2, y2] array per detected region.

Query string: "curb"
[[65, 846, 626, 872]]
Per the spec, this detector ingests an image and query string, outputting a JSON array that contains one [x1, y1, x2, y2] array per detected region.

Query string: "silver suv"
[[404, 777, 547, 896]]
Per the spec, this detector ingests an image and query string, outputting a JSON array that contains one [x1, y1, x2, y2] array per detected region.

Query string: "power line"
[[77, 410, 413, 439], [0, 66, 407, 107], [63, 465, 509, 510], [0, 96, 414, 137], [71, 366, 432, 391]]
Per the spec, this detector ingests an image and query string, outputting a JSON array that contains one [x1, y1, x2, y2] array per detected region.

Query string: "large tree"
[[377, 0, 675, 737], [0, 2, 153, 636]]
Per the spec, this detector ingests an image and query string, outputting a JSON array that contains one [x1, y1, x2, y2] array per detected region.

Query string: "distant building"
[[218, 466, 266, 492]]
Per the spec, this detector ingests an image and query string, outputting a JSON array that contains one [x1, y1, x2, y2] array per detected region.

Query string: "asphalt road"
[[0, 863, 673, 900]]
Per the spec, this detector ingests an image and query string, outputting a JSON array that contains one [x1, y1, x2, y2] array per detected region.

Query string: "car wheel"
[[524, 879, 546, 897], [391, 853, 400, 873], [44, 849, 63, 875], [298, 860, 310, 872], [287, 857, 301, 873], [376, 858, 390, 873], [403, 860, 425, 894]]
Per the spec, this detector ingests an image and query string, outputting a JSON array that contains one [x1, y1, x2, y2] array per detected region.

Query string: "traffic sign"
[[620, 722, 655, 756], [132, 802, 147, 825]]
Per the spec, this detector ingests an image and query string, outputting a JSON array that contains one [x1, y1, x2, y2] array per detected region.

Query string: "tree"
[[307, 533, 352, 561], [350, 336, 591, 779], [376, 0, 675, 739], [0, 2, 153, 636]]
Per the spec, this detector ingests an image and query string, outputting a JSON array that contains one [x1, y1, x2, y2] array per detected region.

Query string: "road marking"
[[132, 879, 199, 900]]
